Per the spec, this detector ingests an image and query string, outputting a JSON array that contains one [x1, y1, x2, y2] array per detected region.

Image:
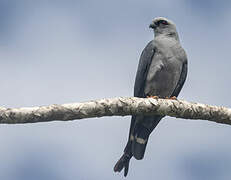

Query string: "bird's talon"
[[170, 96, 177, 100], [147, 95, 158, 99]]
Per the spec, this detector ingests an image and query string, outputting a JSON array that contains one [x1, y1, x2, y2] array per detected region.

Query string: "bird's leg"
[[147, 95, 159, 99], [169, 96, 177, 100], [165, 96, 177, 100]]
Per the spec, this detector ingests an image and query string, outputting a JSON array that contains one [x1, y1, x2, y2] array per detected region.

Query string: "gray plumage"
[[114, 17, 188, 177]]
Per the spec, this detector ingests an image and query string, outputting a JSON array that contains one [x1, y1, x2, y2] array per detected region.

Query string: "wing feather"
[[134, 40, 155, 97], [124, 40, 155, 153], [128, 40, 155, 140], [171, 60, 188, 97]]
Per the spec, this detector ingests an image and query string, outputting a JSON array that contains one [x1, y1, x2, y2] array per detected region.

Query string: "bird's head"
[[149, 17, 179, 40]]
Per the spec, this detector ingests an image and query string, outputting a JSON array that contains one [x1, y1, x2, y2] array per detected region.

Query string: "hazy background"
[[0, 0, 231, 179]]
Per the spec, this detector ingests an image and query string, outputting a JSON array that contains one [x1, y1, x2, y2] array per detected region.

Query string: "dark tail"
[[131, 115, 163, 160], [132, 125, 151, 160], [114, 141, 132, 177], [114, 153, 131, 177], [114, 115, 163, 176]]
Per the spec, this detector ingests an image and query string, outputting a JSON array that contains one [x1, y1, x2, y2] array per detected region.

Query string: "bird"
[[114, 17, 188, 177]]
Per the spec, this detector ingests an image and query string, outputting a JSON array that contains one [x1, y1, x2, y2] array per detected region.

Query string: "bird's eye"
[[159, 20, 168, 25]]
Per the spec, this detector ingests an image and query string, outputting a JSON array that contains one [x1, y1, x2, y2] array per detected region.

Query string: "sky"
[[0, 0, 231, 179]]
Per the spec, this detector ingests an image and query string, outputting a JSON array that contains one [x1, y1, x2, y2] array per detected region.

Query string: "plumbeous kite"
[[114, 17, 188, 177]]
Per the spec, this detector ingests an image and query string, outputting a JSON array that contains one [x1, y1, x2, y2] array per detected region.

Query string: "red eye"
[[160, 20, 168, 25]]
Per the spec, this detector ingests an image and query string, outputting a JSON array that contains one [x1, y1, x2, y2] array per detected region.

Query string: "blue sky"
[[0, 0, 231, 180]]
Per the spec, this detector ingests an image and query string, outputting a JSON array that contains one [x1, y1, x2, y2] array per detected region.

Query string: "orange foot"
[[169, 96, 177, 100], [147, 95, 159, 99]]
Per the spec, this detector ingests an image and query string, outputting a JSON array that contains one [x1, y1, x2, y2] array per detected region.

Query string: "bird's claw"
[[165, 96, 177, 100], [170, 96, 177, 100], [147, 95, 159, 99]]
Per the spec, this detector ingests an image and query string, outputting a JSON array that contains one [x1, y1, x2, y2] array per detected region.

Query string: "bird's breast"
[[144, 51, 182, 98]]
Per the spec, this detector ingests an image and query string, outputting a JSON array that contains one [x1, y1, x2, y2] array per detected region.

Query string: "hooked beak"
[[149, 22, 156, 29]]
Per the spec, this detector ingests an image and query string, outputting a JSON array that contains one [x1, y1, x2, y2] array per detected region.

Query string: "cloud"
[[0, 0, 231, 179]]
